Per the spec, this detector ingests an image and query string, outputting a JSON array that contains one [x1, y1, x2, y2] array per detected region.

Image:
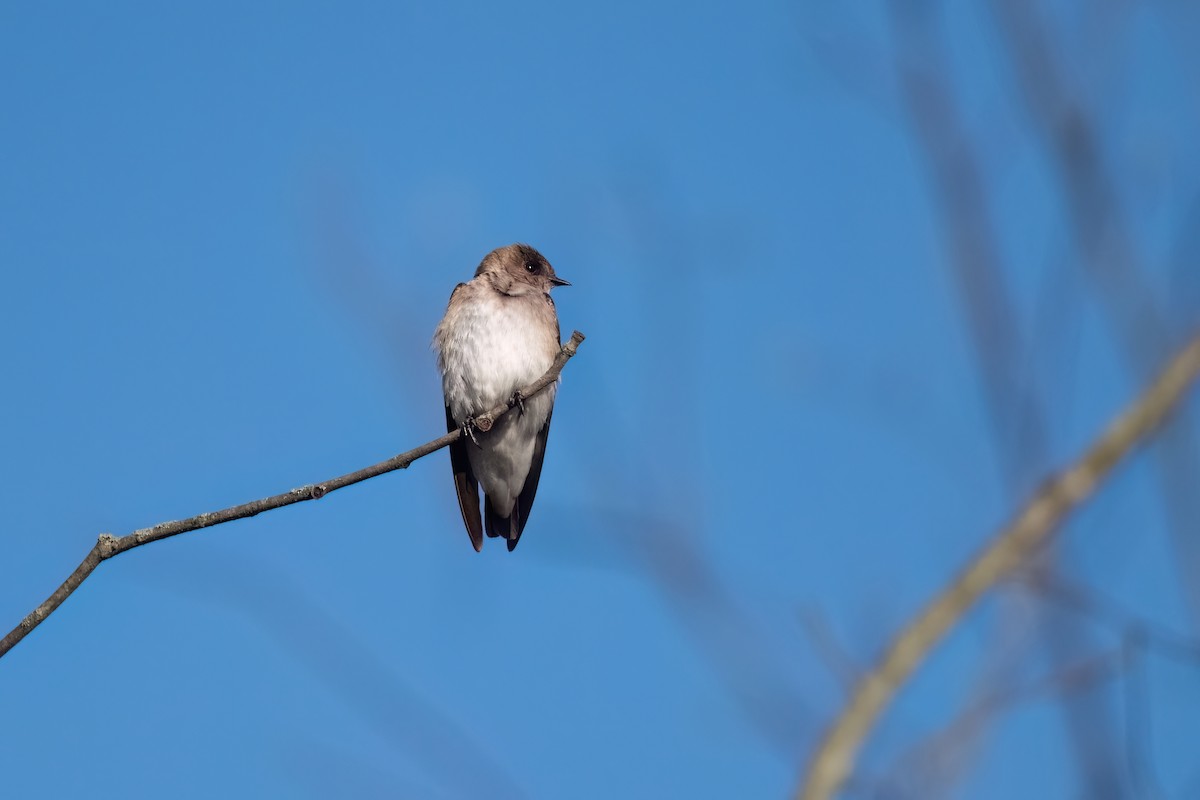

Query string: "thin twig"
[[1018, 572, 1200, 664], [798, 606, 862, 694], [879, 648, 1124, 798], [890, 0, 1047, 488], [797, 332, 1200, 800], [0, 331, 587, 660]]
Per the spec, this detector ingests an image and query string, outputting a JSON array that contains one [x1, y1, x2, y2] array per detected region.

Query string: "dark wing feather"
[[446, 404, 484, 551], [504, 410, 553, 552]]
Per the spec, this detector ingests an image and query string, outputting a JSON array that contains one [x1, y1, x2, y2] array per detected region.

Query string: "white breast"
[[434, 286, 561, 515], [435, 288, 559, 426]]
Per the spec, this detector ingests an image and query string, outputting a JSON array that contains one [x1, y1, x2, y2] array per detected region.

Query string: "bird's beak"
[[550, 276, 571, 287]]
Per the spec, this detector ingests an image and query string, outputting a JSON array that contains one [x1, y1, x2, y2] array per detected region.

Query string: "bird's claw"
[[511, 390, 526, 417], [463, 417, 482, 448]]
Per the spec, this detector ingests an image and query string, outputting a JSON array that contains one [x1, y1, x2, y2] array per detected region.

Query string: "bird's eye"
[[524, 261, 538, 273]]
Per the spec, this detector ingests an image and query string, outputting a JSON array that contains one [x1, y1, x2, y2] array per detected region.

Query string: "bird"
[[432, 243, 570, 551]]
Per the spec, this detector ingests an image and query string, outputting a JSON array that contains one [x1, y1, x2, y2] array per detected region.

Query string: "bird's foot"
[[510, 390, 526, 416], [463, 417, 483, 448]]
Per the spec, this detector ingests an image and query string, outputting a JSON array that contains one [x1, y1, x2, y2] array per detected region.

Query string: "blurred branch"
[[0, 331, 587, 661], [799, 606, 862, 694], [888, 0, 1137, 791], [889, 2, 1122, 793], [1121, 630, 1165, 798], [990, 0, 1164, 354], [885, 566, 1200, 796], [891, 0, 1046, 486], [882, 647, 1123, 797], [797, 332, 1200, 800], [992, 0, 1200, 627], [1020, 572, 1200, 664]]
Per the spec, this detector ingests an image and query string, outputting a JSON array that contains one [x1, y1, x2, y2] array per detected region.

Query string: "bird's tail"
[[484, 495, 522, 551]]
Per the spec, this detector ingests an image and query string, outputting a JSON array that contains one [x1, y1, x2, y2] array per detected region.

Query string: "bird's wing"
[[505, 410, 553, 552], [446, 404, 484, 551]]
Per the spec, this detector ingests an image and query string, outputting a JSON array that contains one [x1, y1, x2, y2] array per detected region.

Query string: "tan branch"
[[0, 331, 587, 660], [797, 332, 1200, 800]]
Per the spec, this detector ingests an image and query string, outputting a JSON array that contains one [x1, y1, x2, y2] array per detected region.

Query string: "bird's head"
[[477, 243, 570, 296]]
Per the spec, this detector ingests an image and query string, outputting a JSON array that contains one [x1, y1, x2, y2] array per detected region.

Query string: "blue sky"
[[2, 2, 1199, 798]]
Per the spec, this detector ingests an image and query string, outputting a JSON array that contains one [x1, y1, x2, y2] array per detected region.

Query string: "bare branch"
[[797, 332, 1200, 800], [992, 0, 1200, 629], [881, 648, 1124, 797], [798, 606, 862, 694], [889, 4, 1131, 791], [0, 331, 587, 660], [890, 0, 1047, 488], [1019, 572, 1200, 664]]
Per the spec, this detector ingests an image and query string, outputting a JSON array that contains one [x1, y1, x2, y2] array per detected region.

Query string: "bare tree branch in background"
[[0, 332, 586, 660], [887, 2, 1124, 793], [799, 606, 863, 695], [876, 570, 1200, 798], [797, 332, 1200, 800], [1020, 572, 1200, 665], [880, 647, 1124, 798], [890, 0, 1047, 487], [991, 0, 1200, 627]]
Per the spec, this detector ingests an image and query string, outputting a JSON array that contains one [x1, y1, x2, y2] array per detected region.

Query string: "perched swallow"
[[432, 244, 570, 551]]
